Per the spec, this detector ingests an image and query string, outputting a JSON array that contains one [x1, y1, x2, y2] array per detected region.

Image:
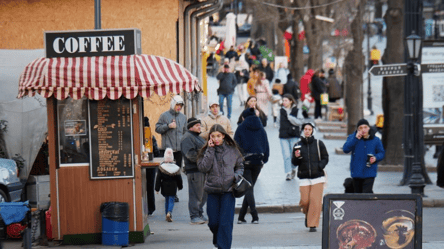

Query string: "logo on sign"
[[333, 201, 345, 220]]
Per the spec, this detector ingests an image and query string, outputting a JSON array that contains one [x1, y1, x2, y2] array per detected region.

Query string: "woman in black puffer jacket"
[[291, 122, 328, 232]]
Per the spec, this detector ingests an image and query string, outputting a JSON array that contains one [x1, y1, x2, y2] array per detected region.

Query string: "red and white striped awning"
[[17, 55, 201, 100]]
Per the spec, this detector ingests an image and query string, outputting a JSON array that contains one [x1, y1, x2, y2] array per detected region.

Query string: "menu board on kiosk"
[[89, 98, 134, 179], [322, 194, 422, 249]]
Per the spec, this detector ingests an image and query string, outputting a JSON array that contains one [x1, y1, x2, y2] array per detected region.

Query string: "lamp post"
[[365, 4, 374, 115], [405, 32, 426, 196]]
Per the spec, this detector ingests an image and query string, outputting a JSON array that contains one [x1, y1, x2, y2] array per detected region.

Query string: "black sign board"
[[369, 64, 408, 77], [45, 29, 141, 58], [421, 63, 444, 73], [89, 98, 134, 179], [322, 194, 422, 249]]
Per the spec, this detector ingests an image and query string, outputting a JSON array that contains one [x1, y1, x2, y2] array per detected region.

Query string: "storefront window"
[[57, 98, 90, 166]]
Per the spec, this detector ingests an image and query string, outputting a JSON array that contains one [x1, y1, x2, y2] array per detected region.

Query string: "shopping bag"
[[321, 93, 329, 105]]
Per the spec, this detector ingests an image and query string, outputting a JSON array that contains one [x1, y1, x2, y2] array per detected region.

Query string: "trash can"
[[100, 202, 129, 246]]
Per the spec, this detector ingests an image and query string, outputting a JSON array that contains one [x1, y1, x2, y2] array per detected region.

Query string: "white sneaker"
[[286, 173, 291, 181], [291, 169, 296, 179]]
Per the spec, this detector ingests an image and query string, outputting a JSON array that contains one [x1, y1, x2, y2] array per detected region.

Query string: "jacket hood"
[[170, 95, 184, 111], [208, 112, 222, 119], [241, 115, 263, 131], [305, 69, 314, 77], [300, 122, 316, 138], [159, 162, 180, 175]]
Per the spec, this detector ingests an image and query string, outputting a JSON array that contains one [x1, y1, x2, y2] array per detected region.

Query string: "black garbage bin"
[[100, 202, 129, 246]]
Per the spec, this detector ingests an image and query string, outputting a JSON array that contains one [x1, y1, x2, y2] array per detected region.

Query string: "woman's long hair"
[[197, 124, 241, 161], [282, 93, 297, 107], [237, 96, 266, 124]]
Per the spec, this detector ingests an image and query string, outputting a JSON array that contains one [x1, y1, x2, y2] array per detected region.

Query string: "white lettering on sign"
[[52, 35, 125, 54], [53, 37, 65, 53], [78, 37, 90, 53]]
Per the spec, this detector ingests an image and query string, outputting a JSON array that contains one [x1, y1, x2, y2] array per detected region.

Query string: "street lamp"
[[365, 4, 375, 115], [405, 31, 425, 196], [406, 32, 422, 61]]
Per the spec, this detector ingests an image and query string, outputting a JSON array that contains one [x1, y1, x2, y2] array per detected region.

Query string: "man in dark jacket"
[[181, 118, 207, 224], [326, 69, 342, 102], [216, 65, 237, 119], [342, 119, 385, 193], [225, 46, 238, 61], [283, 73, 301, 101], [311, 70, 327, 119], [258, 58, 274, 83], [234, 108, 270, 224]]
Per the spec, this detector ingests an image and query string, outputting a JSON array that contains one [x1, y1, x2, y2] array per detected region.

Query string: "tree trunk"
[[381, 0, 405, 168], [375, 0, 384, 19], [305, 20, 322, 70], [250, 0, 277, 52], [344, 2, 365, 135], [289, 19, 304, 82]]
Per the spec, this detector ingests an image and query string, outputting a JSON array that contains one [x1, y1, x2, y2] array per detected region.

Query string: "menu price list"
[[90, 98, 133, 179]]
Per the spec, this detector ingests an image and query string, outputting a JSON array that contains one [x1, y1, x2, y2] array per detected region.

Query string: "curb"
[[235, 198, 444, 214]]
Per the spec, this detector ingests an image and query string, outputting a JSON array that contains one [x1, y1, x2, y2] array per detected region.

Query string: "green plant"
[[12, 154, 25, 175]]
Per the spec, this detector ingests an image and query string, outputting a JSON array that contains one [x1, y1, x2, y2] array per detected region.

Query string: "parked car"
[[0, 158, 24, 202]]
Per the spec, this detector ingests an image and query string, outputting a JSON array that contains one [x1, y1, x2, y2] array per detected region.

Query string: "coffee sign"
[[45, 29, 141, 58]]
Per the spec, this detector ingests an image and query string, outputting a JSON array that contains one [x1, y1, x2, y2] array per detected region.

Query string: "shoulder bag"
[[233, 175, 252, 198]]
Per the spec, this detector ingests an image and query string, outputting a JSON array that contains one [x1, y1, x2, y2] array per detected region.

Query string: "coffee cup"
[[367, 154, 374, 167], [295, 145, 302, 159]]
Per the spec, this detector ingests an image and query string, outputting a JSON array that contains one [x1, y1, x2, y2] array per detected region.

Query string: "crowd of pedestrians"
[[144, 41, 388, 249]]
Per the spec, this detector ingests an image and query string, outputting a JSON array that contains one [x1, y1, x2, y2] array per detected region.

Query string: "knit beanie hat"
[[241, 108, 256, 119], [187, 117, 201, 129], [356, 118, 370, 128]]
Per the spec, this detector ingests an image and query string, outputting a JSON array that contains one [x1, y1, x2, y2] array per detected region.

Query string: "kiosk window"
[[57, 98, 90, 166]]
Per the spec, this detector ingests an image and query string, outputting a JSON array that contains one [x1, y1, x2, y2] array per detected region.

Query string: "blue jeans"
[[164, 196, 175, 214], [207, 192, 235, 249], [218, 94, 233, 119], [280, 137, 299, 173]]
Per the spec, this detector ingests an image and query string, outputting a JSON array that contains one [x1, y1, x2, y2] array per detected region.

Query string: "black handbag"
[[233, 175, 252, 198]]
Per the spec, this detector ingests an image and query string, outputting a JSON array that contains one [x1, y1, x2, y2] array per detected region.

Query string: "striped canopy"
[[17, 55, 200, 100]]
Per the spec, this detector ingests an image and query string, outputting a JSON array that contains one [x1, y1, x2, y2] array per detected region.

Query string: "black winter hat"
[[241, 108, 256, 119], [187, 117, 201, 129], [356, 118, 370, 128]]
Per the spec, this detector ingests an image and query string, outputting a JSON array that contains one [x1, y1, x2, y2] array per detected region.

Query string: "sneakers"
[[291, 169, 296, 179], [200, 215, 208, 222], [174, 195, 179, 202], [237, 219, 247, 224], [252, 220, 259, 224], [286, 173, 291, 181], [190, 217, 205, 225], [309, 227, 317, 232], [166, 212, 173, 222]]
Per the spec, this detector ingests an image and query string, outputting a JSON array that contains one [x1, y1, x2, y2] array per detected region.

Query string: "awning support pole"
[[95, 0, 101, 29]]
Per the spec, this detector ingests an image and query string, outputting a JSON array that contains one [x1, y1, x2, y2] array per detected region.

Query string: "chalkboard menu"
[[89, 98, 134, 179], [322, 194, 422, 249]]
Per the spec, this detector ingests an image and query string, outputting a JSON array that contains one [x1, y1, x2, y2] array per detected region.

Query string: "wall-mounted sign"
[[322, 194, 422, 249], [89, 98, 134, 179], [45, 29, 141, 58]]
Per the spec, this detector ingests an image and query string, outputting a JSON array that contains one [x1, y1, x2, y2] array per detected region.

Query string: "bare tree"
[[344, 1, 365, 134], [248, 0, 279, 51], [381, 0, 405, 167]]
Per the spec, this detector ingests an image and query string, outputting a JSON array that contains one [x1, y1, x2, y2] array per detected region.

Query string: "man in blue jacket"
[[343, 119, 385, 193]]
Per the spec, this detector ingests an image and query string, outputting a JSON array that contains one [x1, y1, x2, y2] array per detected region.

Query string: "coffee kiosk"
[[17, 29, 200, 244]]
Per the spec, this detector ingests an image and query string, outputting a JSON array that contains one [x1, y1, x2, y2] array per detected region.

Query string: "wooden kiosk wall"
[[47, 97, 147, 244]]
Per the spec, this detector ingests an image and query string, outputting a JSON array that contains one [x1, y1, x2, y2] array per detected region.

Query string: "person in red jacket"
[[299, 69, 314, 118]]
